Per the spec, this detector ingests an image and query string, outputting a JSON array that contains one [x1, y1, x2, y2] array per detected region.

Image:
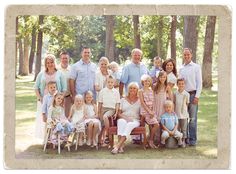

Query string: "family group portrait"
[[14, 12, 218, 161]]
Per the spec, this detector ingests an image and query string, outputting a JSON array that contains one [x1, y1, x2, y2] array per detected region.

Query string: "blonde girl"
[[138, 74, 159, 148], [67, 94, 86, 146], [84, 91, 101, 148], [47, 92, 72, 148]]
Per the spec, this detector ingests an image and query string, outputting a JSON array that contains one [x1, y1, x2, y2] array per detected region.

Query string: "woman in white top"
[[111, 82, 141, 154], [95, 57, 112, 101], [162, 58, 177, 89]]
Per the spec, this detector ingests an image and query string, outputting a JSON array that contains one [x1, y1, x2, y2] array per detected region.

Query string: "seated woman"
[[111, 82, 141, 154]]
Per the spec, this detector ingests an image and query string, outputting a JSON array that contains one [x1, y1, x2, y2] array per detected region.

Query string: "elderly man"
[[57, 51, 72, 118], [179, 48, 202, 146], [69, 47, 97, 101], [119, 48, 149, 97], [119, 48, 149, 144]]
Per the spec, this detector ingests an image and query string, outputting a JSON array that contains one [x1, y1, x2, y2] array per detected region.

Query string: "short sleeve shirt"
[[70, 59, 97, 95], [160, 112, 178, 131], [98, 87, 120, 109]]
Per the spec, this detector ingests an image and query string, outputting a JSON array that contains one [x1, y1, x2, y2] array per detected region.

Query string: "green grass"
[[15, 75, 218, 159]]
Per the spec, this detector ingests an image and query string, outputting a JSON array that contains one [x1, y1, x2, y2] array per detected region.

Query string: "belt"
[[188, 90, 196, 95]]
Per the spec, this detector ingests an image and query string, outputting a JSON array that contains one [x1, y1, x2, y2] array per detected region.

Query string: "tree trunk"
[[29, 26, 37, 74], [34, 15, 44, 81], [184, 16, 198, 62], [16, 16, 18, 78], [170, 15, 177, 60], [202, 16, 216, 89], [157, 16, 164, 58], [133, 15, 141, 49], [105, 15, 115, 62], [18, 38, 24, 75], [22, 36, 30, 75]]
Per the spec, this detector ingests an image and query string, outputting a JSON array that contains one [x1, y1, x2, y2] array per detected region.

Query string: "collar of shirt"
[[176, 90, 185, 95], [184, 61, 194, 66], [104, 87, 115, 91], [58, 64, 70, 71], [131, 62, 140, 67], [80, 59, 91, 65]]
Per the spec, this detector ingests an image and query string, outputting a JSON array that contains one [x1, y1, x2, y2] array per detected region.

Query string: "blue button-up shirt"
[[42, 93, 54, 117], [160, 112, 178, 131], [120, 62, 149, 94], [70, 59, 97, 96]]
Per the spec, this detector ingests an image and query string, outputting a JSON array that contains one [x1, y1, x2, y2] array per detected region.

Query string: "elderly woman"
[[95, 56, 112, 100], [34, 54, 67, 140], [162, 58, 177, 89], [111, 82, 141, 154]]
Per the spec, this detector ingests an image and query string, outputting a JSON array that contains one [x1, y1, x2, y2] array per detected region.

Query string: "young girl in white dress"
[[67, 94, 86, 146], [47, 92, 72, 148], [84, 91, 101, 147]]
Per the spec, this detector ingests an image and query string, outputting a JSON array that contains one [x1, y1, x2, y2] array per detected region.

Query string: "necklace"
[[127, 96, 137, 104]]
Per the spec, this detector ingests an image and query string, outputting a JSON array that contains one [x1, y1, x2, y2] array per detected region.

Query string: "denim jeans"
[[187, 93, 198, 145]]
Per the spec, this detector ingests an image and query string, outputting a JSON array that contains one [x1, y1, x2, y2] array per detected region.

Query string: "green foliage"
[[68, 16, 106, 62], [16, 14, 218, 69], [114, 16, 134, 61], [42, 16, 77, 57], [140, 16, 171, 61]]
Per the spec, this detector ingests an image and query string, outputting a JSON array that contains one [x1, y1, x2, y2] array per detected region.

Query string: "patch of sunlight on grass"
[[16, 111, 35, 120], [202, 148, 217, 156], [198, 119, 207, 123]]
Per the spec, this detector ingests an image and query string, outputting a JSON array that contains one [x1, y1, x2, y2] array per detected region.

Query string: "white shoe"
[[178, 139, 183, 146], [86, 140, 91, 146]]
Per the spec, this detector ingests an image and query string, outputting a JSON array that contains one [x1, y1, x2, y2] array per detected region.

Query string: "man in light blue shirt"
[[179, 48, 202, 146], [119, 48, 149, 96], [69, 47, 97, 101]]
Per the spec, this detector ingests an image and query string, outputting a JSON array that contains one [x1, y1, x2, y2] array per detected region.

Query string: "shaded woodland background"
[[16, 15, 218, 89]]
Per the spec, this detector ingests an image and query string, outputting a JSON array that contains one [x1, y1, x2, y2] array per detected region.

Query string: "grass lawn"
[[15, 75, 218, 159]]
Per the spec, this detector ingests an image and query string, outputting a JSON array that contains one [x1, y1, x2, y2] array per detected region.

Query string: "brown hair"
[[162, 58, 177, 76], [153, 71, 167, 94], [177, 78, 185, 84], [52, 92, 64, 107]]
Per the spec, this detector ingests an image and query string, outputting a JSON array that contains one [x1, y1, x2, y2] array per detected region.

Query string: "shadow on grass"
[[16, 142, 217, 159]]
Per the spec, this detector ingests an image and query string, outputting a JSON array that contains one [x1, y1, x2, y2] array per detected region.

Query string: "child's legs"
[[149, 123, 159, 141], [92, 122, 99, 140], [161, 130, 170, 144], [103, 110, 115, 134], [87, 122, 93, 141], [155, 123, 162, 144], [179, 119, 188, 139], [103, 115, 109, 133], [173, 130, 183, 140], [79, 132, 84, 141]]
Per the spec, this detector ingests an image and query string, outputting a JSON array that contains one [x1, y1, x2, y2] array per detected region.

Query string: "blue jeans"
[[187, 93, 198, 145]]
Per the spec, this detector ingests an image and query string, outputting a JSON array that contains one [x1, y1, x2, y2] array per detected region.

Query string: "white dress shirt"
[[179, 61, 202, 98]]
